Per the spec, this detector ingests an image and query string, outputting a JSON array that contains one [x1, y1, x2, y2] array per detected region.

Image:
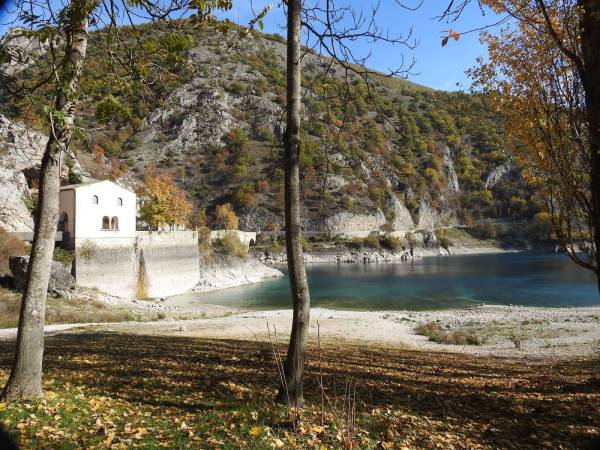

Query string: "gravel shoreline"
[[5, 304, 596, 360]]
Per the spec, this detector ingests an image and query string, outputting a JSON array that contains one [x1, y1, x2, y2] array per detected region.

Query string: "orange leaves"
[[441, 29, 460, 47], [214, 203, 239, 230], [137, 169, 192, 229]]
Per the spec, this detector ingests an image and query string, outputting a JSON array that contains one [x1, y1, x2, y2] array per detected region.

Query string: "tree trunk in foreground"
[[276, 0, 311, 407], [2, 0, 90, 401], [580, 0, 600, 293]]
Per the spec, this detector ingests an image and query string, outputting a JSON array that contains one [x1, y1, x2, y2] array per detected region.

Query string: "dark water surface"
[[179, 252, 599, 310]]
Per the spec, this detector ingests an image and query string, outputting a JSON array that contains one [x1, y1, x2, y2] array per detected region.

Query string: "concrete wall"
[[73, 231, 199, 298], [136, 231, 199, 298], [73, 237, 137, 298], [211, 230, 257, 248]]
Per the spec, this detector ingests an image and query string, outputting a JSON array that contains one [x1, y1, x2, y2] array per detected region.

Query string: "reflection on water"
[[174, 252, 599, 311]]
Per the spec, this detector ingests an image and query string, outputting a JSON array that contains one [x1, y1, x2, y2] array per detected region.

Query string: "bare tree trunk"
[[581, 0, 600, 292], [276, 0, 311, 407], [2, 0, 90, 401]]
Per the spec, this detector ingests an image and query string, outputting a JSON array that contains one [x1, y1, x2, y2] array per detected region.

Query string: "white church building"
[[58, 180, 136, 249], [57, 180, 199, 299]]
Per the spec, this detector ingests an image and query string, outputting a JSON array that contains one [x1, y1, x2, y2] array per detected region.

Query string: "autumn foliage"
[[137, 170, 192, 229], [214, 203, 239, 230]]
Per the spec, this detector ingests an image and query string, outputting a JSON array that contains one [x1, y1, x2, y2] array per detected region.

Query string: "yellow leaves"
[[133, 427, 148, 439], [214, 203, 239, 230], [137, 169, 192, 228], [16, 422, 26, 430], [0, 402, 6, 410], [249, 426, 261, 437]]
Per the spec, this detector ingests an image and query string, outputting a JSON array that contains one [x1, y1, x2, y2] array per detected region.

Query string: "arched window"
[[92, 195, 99, 205], [111, 216, 119, 231], [102, 216, 110, 230], [117, 197, 123, 207]]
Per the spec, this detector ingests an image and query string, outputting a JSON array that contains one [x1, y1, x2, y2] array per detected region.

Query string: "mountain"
[[0, 25, 539, 236]]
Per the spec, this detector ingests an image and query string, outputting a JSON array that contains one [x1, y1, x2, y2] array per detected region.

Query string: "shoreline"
[[3, 303, 597, 361]]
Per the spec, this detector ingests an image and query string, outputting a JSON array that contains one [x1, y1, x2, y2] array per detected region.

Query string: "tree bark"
[[2, 0, 91, 401], [580, 0, 600, 292], [277, 0, 311, 407]]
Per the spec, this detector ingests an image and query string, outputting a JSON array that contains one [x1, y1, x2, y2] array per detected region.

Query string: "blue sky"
[[0, 0, 501, 91], [223, 1, 501, 91]]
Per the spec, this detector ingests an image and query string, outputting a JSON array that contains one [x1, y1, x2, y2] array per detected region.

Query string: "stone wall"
[[73, 231, 199, 298], [211, 230, 257, 248], [73, 237, 137, 298], [325, 211, 387, 238], [136, 231, 199, 298]]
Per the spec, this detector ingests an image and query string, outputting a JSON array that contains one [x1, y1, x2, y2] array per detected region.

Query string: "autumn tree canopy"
[[214, 203, 239, 230], [468, 0, 597, 279], [137, 171, 192, 229]]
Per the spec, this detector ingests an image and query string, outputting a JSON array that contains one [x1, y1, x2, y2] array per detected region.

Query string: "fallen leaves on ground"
[[0, 333, 598, 448]]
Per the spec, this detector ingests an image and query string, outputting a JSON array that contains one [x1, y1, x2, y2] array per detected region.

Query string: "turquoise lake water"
[[181, 252, 599, 310]]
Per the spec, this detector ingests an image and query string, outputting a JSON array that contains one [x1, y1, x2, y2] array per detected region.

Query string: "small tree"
[[214, 203, 239, 230], [137, 171, 192, 229], [531, 212, 553, 242]]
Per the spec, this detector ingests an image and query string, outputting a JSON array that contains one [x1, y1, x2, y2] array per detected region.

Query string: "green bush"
[[53, 247, 75, 267], [471, 219, 496, 240], [380, 235, 403, 251], [255, 124, 275, 142], [415, 321, 484, 346], [434, 229, 453, 250], [216, 232, 247, 259], [349, 234, 381, 249]]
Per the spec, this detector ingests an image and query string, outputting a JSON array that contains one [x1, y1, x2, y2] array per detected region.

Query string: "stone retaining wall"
[[73, 231, 199, 298]]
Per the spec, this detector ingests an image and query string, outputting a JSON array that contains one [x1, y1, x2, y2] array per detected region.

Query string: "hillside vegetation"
[[0, 25, 539, 234]]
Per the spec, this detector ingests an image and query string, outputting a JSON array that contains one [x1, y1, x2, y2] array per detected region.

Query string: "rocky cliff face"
[[0, 28, 50, 76], [485, 158, 514, 189], [0, 115, 47, 231]]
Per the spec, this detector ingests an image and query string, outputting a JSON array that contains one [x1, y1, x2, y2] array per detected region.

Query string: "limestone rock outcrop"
[[10, 256, 76, 298], [0, 115, 47, 232]]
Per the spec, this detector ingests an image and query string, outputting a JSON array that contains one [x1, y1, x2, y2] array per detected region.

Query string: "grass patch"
[[415, 321, 484, 346], [0, 333, 597, 449], [0, 287, 149, 328], [415, 319, 580, 348]]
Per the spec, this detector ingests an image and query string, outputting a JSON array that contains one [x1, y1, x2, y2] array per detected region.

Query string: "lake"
[[178, 252, 599, 310]]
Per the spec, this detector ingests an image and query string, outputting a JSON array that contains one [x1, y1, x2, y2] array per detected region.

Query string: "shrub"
[[0, 227, 26, 273], [197, 226, 212, 253], [380, 235, 403, 251], [78, 240, 98, 262], [349, 234, 381, 249], [434, 229, 453, 250], [530, 212, 553, 241], [415, 321, 484, 346], [53, 247, 75, 268], [471, 219, 496, 240], [226, 82, 246, 96], [216, 232, 247, 259], [255, 124, 275, 142]]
